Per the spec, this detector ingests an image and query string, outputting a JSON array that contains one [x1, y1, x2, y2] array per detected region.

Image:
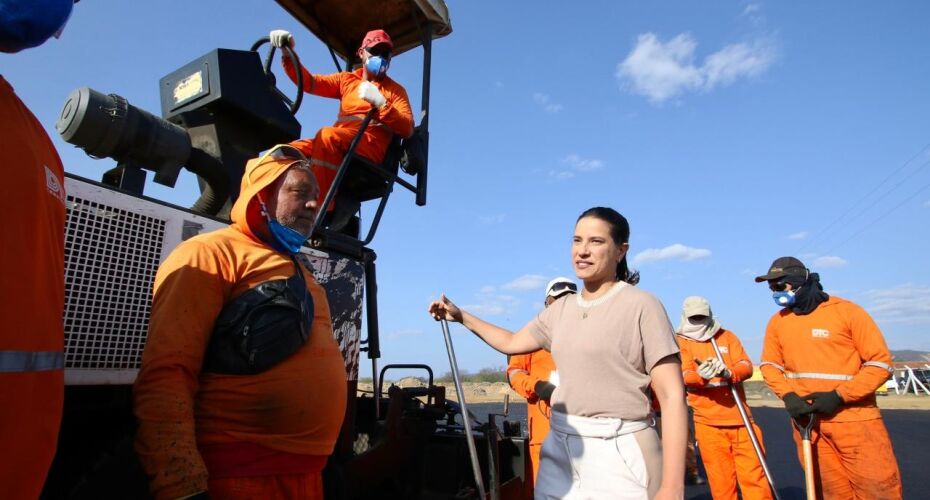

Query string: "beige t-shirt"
[[527, 282, 679, 420]]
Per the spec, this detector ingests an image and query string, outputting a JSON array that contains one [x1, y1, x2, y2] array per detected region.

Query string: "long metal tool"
[[794, 415, 818, 500], [440, 319, 487, 500], [710, 338, 782, 500]]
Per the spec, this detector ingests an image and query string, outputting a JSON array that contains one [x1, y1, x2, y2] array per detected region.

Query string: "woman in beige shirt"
[[429, 207, 687, 500]]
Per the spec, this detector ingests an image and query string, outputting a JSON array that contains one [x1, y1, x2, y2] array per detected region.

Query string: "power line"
[[825, 178, 930, 254], [796, 140, 930, 254]]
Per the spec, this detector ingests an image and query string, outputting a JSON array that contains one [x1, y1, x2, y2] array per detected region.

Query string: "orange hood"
[[230, 148, 305, 241]]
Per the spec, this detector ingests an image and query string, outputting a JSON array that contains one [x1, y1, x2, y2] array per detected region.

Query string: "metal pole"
[[794, 415, 818, 500], [440, 319, 487, 500], [709, 338, 782, 500]]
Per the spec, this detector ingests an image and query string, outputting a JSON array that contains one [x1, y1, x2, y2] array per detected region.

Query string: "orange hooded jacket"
[[133, 151, 348, 499], [677, 329, 755, 426], [0, 76, 66, 500], [760, 296, 893, 422]]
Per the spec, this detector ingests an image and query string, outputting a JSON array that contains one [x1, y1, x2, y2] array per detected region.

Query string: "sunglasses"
[[549, 281, 578, 296], [364, 47, 392, 59], [768, 280, 789, 292]]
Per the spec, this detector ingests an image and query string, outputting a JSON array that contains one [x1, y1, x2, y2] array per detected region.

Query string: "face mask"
[[365, 55, 390, 78], [0, 0, 73, 53], [267, 219, 309, 254], [772, 290, 796, 307]]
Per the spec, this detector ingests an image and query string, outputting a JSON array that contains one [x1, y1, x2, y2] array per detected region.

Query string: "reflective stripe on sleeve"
[[507, 368, 528, 383], [759, 361, 786, 372], [863, 361, 894, 373], [785, 372, 854, 381], [310, 158, 341, 171], [0, 351, 64, 372]]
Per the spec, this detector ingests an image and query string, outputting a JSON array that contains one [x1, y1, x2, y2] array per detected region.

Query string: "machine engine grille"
[[63, 196, 165, 371]]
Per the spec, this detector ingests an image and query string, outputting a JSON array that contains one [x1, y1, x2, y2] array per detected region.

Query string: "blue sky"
[[5, 1, 930, 376]]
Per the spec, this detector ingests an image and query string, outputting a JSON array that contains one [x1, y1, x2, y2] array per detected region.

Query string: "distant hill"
[[890, 350, 930, 362]]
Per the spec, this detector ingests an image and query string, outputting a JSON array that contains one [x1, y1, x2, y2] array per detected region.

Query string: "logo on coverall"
[[812, 328, 830, 338], [45, 165, 66, 206]]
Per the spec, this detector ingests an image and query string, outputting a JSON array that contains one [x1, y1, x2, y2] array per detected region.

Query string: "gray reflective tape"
[[863, 361, 894, 373], [310, 158, 341, 171], [0, 351, 63, 372], [702, 381, 729, 388], [785, 372, 854, 381], [760, 361, 786, 372], [506, 368, 528, 383]]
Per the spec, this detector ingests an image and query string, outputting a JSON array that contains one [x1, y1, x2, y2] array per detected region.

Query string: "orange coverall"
[[283, 59, 414, 210], [133, 152, 347, 499], [679, 329, 772, 500], [0, 76, 66, 499], [760, 296, 901, 500], [507, 350, 555, 497]]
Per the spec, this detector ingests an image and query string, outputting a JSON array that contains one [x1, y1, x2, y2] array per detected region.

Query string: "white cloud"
[[562, 154, 605, 172], [863, 284, 930, 324], [743, 3, 761, 15], [533, 92, 564, 113], [502, 274, 549, 291], [548, 169, 575, 182], [787, 231, 809, 240], [617, 33, 775, 104], [812, 255, 848, 268], [479, 285, 496, 294], [479, 213, 506, 225], [632, 243, 712, 265]]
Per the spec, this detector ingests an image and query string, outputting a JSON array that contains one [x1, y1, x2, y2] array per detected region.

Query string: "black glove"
[[782, 392, 813, 419], [804, 390, 844, 415], [534, 381, 556, 402]]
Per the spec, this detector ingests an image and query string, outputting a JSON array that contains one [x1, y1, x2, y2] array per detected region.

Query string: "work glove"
[[358, 81, 386, 109], [534, 381, 556, 402], [710, 358, 732, 379], [269, 29, 294, 48], [804, 390, 843, 415], [782, 392, 813, 419], [697, 359, 718, 380]]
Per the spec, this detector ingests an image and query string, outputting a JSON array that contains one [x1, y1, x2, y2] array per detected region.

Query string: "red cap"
[[360, 29, 393, 50]]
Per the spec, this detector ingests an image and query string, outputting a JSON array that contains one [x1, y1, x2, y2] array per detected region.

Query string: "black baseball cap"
[[754, 256, 808, 283]]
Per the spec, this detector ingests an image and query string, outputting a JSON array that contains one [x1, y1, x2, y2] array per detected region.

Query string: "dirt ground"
[[363, 379, 930, 410]]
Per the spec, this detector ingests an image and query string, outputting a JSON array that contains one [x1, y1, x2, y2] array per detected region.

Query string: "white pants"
[[534, 411, 662, 500]]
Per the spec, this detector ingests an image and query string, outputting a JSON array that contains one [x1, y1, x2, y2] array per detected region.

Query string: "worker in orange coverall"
[[757, 256, 901, 500], [507, 277, 576, 497], [676, 296, 771, 500], [134, 145, 347, 500], [0, 1, 78, 497], [270, 28, 414, 224]]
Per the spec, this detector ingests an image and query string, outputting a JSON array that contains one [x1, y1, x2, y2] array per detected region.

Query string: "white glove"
[[358, 81, 386, 109], [270, 29, 294, 48], [697, 359, 718, 380], [708, 358, 732, 379]]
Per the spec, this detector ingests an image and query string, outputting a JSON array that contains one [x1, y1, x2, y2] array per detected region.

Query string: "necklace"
[[577, 281, 627, 319]]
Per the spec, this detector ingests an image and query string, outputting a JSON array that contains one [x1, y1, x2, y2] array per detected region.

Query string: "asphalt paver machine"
[[43, 1, 528, 498]]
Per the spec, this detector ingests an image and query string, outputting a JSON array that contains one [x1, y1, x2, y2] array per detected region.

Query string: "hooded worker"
[[133, 145, 348, 500], [757, 256, 901, 499], [506, 276, 577, 498], [1, 1, 77, 497], [676, 296, 772, 500], [269, 28, 414, 231]]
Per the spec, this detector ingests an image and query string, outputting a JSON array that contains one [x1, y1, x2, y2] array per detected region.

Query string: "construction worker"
[[507, 276, 577, 497], [270, 28, 414, 229], [0, 1, 78, 497], [756, 256, 901, 499], [133, 145, 348, 499], [676, 296, 771, 500]]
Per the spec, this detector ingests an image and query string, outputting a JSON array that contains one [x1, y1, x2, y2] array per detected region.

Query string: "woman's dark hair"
[[577, 207, 635, 283]]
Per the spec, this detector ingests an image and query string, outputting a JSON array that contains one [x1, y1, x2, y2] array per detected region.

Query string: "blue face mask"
[[0, 0, 73, 53], [267, 219, 309, 254], [365, 55, 390, 78], [772, 290, 797, 307]]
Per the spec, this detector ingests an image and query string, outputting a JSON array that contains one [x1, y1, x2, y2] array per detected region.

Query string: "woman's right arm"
[[428, 294, 543, 355]]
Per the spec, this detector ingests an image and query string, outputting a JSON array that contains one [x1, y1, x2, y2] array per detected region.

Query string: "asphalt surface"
[[471, 404, 928, 499]]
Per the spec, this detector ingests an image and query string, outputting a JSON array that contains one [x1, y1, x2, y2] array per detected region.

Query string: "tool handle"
[[802, 439, 816, 499]]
